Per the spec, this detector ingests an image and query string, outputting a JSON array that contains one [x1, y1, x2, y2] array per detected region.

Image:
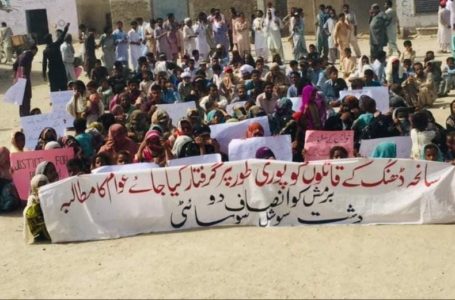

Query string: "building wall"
[[0, 0, 79, 36], [76, 0, 111, 33], [109, 0, 150, 29], [397, 0, 437, 31]]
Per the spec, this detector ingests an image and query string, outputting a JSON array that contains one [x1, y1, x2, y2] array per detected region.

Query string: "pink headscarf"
[[299, 85, 326, 130], [99, 124, 139, 160]]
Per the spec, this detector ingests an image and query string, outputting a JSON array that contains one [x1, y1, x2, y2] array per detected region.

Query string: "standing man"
[[13, 45, 38, 116], [264, 6, 284, 60], [384, 0, 400, 56], [128, 21, 142, 71], [342, 4, 361, 57], [112, 21, 129, 71], [291, 10, 307, 60], [60, 34, 76, 81], [449, 0, 455, 56], [253, 10, 268, 60], [183, 18, 197, 55], [42, 23, 70, 92], [369, 4, 388, 60], [0, 22, 13, 63], [333, 13, 351, 63], [315, 4, 329, 58]]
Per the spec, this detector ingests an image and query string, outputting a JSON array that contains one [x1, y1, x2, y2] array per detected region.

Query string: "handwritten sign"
[[339, 87, 390, 113], [39, 158, 455, 243], [359, 136, 412, 159], [168, 154, 222, 167], [3, 78, 26, 106], [209, 116, 271, 154], [50, 91, 75, 127], [229, 135, 292, 161], [21, 113, 68, 149], [290, 97, 300, 112], [156, 101, 196, 125], [11, 148, 74, 200], [304, 130, 354, 161], [226, 101, 247, 116]]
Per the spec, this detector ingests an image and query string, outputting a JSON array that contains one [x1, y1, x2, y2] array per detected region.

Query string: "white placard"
[[359, 136, 412, 159], [20, 113, 68, 149], [226, 101, 247, 116], [168, 154, 222, 167], [290, 97, 300, 112], [50, 91, 75, 127], [209, 116, 271, 154], [156, 101, 196, 125], [228, 135, 292, 161], [339, 87, 390, 113], [4, 78, 26, 105]]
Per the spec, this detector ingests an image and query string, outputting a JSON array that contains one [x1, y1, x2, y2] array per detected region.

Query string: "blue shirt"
[[112, 29, 129, 62]]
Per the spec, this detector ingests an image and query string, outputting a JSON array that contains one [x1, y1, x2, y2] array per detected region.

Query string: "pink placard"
[[304, 130, 354, 161], [10, 148, 74, 201]]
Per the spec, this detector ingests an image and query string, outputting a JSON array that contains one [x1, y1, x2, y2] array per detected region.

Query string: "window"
[[414, 0, 439, 14]]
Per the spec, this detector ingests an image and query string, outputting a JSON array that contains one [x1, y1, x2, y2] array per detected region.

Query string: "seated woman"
[[35, 161, 59, 183], [10, 130, 26, 153], [126, 110, 150, 144], [24, 175, 51, 244], [98, 124, 139, 162], [35, 127, 58, 150], [300, 85, 325, 130], [371, 142, 397, 158], [255, 147, 276, 160], [0, 147, 20, 212], [172, 136, 201, 159], [135, 130, 173, 167]]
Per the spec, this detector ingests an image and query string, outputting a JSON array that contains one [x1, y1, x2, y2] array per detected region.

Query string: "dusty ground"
[[0, 35, 454, 299]]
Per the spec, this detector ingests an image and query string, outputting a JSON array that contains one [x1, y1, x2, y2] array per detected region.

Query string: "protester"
[[42, 23, 70, 91], [23, 175, 51, 243], [0, 147, 20, 212]]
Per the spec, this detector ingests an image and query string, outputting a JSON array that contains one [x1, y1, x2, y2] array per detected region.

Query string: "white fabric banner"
[[4, 78, 26, 106], [360, 136, 412, 158], [209, 116, 271, 154], [39, 159, 455, 243], [229, 135, 292, 161], [168, 154, 222, 167], [92, 163, 160, 174]]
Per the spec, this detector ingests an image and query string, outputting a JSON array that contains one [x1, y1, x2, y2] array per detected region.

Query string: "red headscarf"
[[246, 122, 265, 138], [99, 124, 139, 160]]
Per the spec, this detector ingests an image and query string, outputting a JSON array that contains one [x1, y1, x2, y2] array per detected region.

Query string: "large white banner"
[[229, 135, 292, 161], [39, 159, 455, 243]]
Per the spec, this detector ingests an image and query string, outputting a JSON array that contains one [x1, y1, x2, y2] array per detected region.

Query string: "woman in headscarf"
[[172, 135, 200, 159], [422, 143, 444, 162], [269, 98, 294, 135], [446, 99, 455, 132], [44, 141, 62, 150], [206, 109, 226, 125], [10, 130, 26, 153], [23, 174, 51, 244], [111, 104, 126, 124], [300, 85, 323, 130], [35, 127, 58, 150], [126, 110, 150, 143], [59, 135, 83, 159], [255, 147, 276, 160], [0, 147, 20, 212], [136, 130, 173, 166], [35, 161, 59, 183], [98, 124, 139, 162], [150, 108, 174, 138], [386, 56, 407, 85], [371, 142, 397, 158], [246, 122, 265, 138]]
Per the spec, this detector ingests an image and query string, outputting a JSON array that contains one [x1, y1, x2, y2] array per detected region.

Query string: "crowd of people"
[[1, 1, 455, 243]]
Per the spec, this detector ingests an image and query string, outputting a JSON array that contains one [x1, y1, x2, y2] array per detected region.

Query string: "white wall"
[[0, 0, 79, 37], [397, 0, 437, 29]]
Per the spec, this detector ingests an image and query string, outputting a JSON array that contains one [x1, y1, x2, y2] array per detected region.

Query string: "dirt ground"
[[0, 35, 454, 299]]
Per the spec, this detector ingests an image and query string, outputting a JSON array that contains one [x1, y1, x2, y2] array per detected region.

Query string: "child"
[[66, 80, 87, 119], [422, 144, 443, 162], [139, 67, 154, 97], [307, 44, 320, 61], [329, 146, 348, 159], [400, 40, 416, 63], [91, 152, 112, 171], [402, 59, 415, 77], [410, 112, 436, 160], [90, 59, 109, 86], [116, 150, 132, 165], [85, 81, 104, 125], [340, 48, 356, 79], [442, 57, 455, 96], [97, 78, 113, 110]]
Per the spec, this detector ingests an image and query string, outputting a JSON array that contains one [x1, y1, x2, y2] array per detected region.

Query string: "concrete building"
[[76, 0, 111, 34], [0, 0, 79, 43]]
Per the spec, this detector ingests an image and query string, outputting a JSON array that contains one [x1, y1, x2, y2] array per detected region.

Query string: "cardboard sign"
[[226, 101, 247, 116], [339, 87, 390, 113], [304, 130, 354, 161], [156, 101, 196, 125], [91, 163, 160, 174], [4, 78, 26, 106], [168, 154, 222, 167], [50, 91, 75, 127], [228, 135, 292, 161], [10, 148, 74, 200], [20, 113, 68, 150], [359, 136, 412, 159], [209, 116, 271, 154]]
